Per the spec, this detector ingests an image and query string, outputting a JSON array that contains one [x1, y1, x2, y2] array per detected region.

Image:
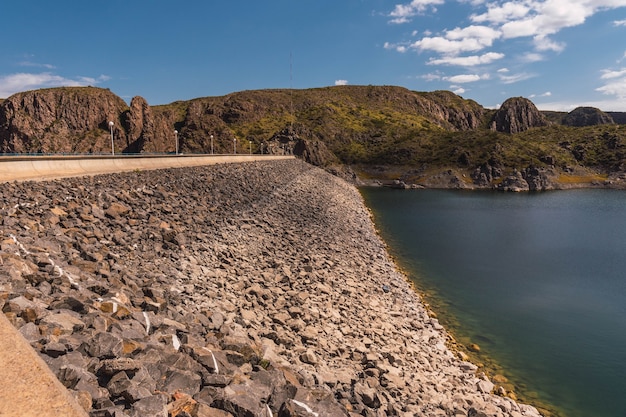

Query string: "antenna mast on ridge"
[[290, 52, 294, 133]]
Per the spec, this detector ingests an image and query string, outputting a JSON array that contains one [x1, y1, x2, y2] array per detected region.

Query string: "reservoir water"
[[360, 188, 626, 417]]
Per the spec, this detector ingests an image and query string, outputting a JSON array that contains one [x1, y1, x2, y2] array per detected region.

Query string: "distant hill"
[[607, 112, 626, 124], [562, 107, 614, 127], [2, 86, 626, 189]]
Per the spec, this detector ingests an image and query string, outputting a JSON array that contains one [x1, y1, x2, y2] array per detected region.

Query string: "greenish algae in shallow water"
[[383, 252, 565, 417]]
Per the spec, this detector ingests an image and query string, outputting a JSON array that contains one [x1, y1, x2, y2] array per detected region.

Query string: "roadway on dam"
[[0, 154, 295, 183]]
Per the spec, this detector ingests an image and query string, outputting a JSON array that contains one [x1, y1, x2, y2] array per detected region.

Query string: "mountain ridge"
[[2, 86, 626, 190]]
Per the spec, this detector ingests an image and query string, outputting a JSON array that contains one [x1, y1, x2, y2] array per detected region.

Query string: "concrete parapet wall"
[[0, 313, 88, 417], [0, 155, 295, 182]]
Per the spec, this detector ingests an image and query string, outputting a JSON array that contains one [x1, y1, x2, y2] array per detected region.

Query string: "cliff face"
[[0, 88, 187, 155], [0, 87, 128, 153]]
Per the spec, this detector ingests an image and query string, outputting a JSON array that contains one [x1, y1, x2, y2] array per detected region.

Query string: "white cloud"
[[0, 72, 109, 98], [444, 74, 482, 83], [597, 69, 626, 98], [450, 85, 467, 94], [500, 18, 539, 38], [529, 91, 552, 98], [384, 42, 408, 53], [497, 71, 535, 84], [600, 68, 626, 79], [533, 35, 565, 52], [497, 0, 626, 40], [421, 72, 443, 81], [520, 52, 545, 62], [18, 61, 56, 69], [427, 52, 505, 66], [445, 25, 501, 41], [535, 97, 626, 111], [386, 0, 626, 56], [335, 79, 348, 86], [410, 25, 501, 55], [388, 0, 445, 24], [384, 0, 626, 104], [471, 1, 531, 24]]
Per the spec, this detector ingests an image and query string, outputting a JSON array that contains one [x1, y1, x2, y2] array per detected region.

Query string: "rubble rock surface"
[[0, 159, 542, 417]]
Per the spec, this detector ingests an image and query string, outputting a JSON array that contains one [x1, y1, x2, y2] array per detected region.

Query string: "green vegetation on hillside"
[[146, 86, 626, 183], [3, 85, 626, 184]]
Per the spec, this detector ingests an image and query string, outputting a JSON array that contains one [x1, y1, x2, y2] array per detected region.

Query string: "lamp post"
[[249, 140, 252, 155], [233, 138, 237, 154], [108, 121, 114, 156], [174, 130, 179, 155], [210, 135, 214, 155]]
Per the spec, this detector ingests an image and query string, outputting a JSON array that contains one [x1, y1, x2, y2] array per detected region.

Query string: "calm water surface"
[[360, 188, 626, 417]]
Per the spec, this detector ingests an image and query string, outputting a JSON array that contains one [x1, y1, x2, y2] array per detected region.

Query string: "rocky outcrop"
[[292, 138, 338, 166], [491, 97, 548, 134], [261, 127, 339, 166], [496, 166, 558, 191], [359, 87, 485, 131], [523, 166, 559, 191], [418, 90, 485, 131], [472, 163, 504, 187], [124, 96, 157, 153], [562, 107, 614, 127], [0, 160, 542, 417]]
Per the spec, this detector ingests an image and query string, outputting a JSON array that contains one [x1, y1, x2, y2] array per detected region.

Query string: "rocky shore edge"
[[349, 164, 626, 192], [1, 159, 542, 417]]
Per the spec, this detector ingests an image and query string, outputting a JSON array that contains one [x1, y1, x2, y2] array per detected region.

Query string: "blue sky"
[[2, 0, 626, 111]]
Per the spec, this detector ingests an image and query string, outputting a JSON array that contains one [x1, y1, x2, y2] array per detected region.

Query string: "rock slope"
[[0, 160, 542, 417]]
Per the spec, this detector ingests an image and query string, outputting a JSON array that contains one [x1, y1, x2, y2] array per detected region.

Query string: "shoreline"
[[1, 160, 544, 416], [349, 164, 626, 192]]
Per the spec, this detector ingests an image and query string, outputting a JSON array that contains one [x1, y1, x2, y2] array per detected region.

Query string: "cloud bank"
[[385, 0, 626, 108]]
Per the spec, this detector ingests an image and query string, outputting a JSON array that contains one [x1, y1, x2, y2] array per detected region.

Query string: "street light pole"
[[210, 135, 214, 155], [108, 121, 114, 156], [174, 130, 179, 155], [233, 138, 237, 154], [249, 140, 252, 155]]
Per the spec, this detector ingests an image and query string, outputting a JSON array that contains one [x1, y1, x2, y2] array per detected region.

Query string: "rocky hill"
[[2, 86, 626, 190], [490, 97, 548, 133], [562, 106, 614, 127]]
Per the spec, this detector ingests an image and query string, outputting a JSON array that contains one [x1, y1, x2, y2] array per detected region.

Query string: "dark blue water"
[[360, 188, 626, 417]]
